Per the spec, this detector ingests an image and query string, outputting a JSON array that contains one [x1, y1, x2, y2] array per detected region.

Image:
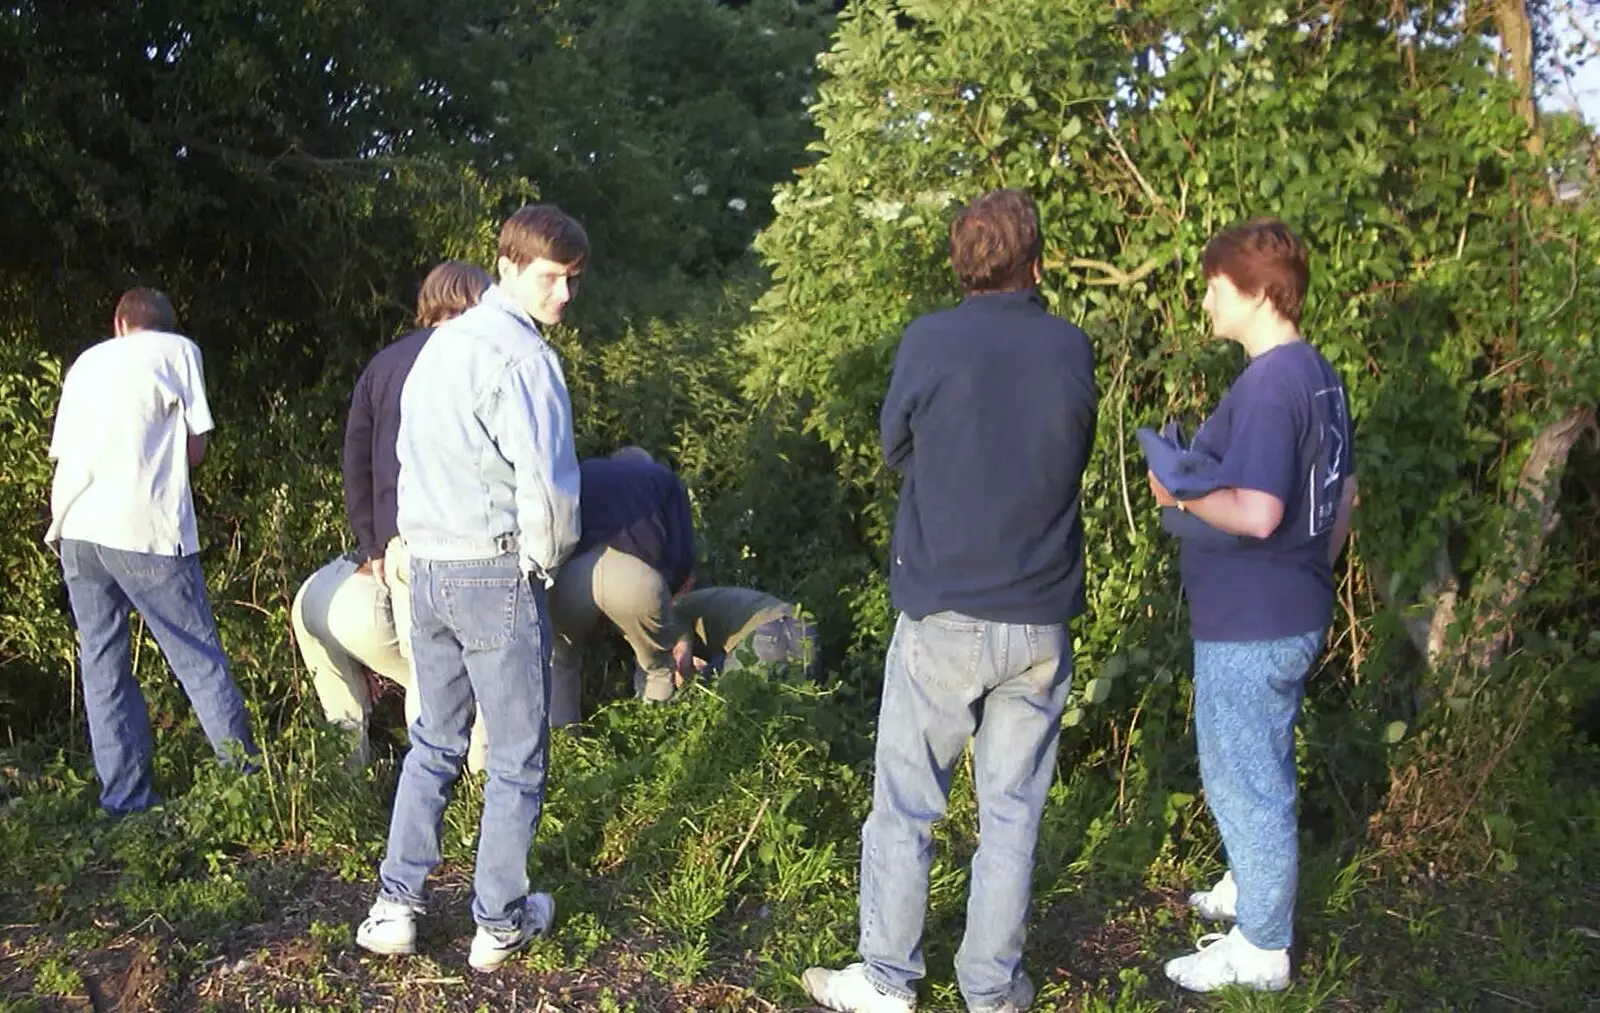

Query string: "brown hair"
[[114, 287, 177, 333], [610, 445, 654, 464], [416, 260, 492, 327], [1200, 218, 1310, 325], [949, 189, 1043, 294], [499, 204, 590, 270]]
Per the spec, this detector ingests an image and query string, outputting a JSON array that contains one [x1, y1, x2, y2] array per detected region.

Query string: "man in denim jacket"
[[355, 205, 585, 972]]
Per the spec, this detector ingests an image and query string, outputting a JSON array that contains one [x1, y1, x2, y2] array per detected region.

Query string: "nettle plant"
[[745, 0, 1598, 777]]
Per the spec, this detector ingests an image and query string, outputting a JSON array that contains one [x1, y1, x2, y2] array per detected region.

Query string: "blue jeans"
[[1193, 632, 1324, 950], [378, 553, 552, 933], [858, 611, 1073, 1009], [58, 539, 256, 814]]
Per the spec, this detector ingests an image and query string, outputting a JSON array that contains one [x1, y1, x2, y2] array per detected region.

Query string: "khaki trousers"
[[291, 555, 412, 767], [548, 544, 682, 721]]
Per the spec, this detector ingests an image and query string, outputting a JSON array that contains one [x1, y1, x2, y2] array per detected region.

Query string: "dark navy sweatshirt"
[[576, 456, 696, 592], [343, 327, 432, 561], [880, 289, 1097, 624]]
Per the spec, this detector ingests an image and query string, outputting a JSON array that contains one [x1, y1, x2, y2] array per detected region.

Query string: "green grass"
[[1, 660, 1596, 1011]]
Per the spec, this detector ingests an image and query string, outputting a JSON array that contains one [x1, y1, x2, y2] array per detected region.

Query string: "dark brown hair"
[[1200, 218, 1310, 324], [114, 287, 177, 333], [499, 204, 590, 270], [949, 189, 1043, 294], [416, 260, 492, 327]]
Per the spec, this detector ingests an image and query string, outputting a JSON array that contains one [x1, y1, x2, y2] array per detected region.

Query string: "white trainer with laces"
[[468, 892, 555, 972], [1164, 926, 1290, 992], [801, 962, 914, 1012], [355, 897, 419, 956], [1188, 869, 1238, 922]]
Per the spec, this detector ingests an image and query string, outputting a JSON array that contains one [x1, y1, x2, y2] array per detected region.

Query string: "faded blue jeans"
[[58, 539, 257, 815], [377, 552, 552, 934], [858, 611, 1073, 1010], [1193, 631, 1324, 951]]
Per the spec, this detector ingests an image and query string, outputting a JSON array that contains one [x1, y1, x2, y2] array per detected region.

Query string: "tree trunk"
[[1493, 0, 1543, 153]]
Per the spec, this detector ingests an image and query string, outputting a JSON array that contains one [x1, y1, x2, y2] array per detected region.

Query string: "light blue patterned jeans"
[[1193, 631, 1325, 950]]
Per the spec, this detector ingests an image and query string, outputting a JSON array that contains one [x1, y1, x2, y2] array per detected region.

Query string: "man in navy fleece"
[[546, 447, 697, 723], [803, 189, 1098, 1013]]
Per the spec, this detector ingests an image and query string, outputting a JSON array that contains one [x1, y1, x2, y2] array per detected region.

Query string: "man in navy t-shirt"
[[1149, 219, 1357, 993]]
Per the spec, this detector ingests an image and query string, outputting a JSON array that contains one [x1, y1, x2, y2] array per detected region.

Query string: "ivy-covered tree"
[[745, 0, 1598, 857]]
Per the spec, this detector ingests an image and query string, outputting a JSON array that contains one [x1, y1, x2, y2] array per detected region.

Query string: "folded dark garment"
[[1139, 420, 1246, 546]]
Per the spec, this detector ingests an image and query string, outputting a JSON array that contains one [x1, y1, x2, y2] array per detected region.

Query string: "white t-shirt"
[[46, 330, 216, 556]]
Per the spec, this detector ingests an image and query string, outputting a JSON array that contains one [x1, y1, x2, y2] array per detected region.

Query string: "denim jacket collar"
[[483, 285, 544, 340]]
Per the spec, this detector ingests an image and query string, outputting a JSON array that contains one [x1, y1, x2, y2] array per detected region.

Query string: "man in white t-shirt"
[[46, 287, 257, 815]]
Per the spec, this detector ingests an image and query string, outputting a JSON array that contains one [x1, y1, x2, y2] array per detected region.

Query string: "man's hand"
[[671, 637, 697, 688], [362, 665, 387, 704], [356, 556, 389, 589], [1147, 470, 1179, 508]]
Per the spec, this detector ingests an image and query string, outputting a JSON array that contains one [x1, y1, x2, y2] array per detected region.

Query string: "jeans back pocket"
[[440, 576, 522, 651], [906, 613, 986, 693]]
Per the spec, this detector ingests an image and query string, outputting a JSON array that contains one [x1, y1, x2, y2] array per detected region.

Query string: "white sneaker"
[[1163, 927, 1290, 992], [634, 665, 678, 703], [468, 892, 555, 972], [355, 897, 418, 956], [1188, 869, 1237, 921], [970, 969, 1034, 1012], [801, 962, 914, 1012]]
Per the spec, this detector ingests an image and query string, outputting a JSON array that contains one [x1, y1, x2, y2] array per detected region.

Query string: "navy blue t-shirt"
[[1179, 341, 1354, 641]]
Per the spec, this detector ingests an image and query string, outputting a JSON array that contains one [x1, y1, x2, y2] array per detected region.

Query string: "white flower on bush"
[[691, 182, 710, 196], [727, 197, 748, 212], [859, 198, 906, 222]]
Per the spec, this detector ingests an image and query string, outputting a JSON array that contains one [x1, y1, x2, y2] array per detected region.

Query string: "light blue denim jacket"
[[395, 285, 581, 583]]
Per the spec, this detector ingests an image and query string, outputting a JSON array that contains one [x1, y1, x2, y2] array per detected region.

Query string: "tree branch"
[[1465, 406, 1596, 671]]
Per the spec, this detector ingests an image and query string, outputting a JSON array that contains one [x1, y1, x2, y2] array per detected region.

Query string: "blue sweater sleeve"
[[880, 331, 921, 472]]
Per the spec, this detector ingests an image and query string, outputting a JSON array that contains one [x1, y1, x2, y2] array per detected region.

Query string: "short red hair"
[[1201, 218, 1309, 325]]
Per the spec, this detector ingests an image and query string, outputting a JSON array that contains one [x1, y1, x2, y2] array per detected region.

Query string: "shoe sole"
[[1168, 975, 1288, 993], [356, 937, 416, 956], [468, 951, 517, 972]]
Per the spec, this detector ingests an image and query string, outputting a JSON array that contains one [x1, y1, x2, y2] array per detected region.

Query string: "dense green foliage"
[[1, 0, 1597, 1009]]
